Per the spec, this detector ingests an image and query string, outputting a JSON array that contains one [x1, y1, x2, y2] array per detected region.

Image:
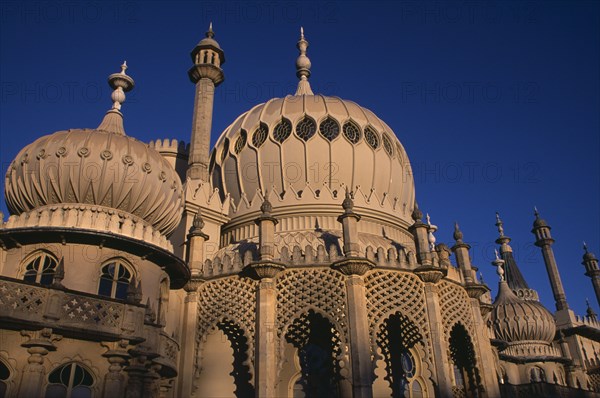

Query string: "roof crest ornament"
[[295, 27, 314, 96], [495, 211, 504, 237], [97, 61, 135, 135]]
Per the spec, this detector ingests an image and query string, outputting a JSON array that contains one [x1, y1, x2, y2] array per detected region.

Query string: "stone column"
[[142, 362, 162, 398], [253, 274, 281, 398], [333, 259, 374, 398], [465, 285, 500, 398], [408, 203, 432, 265], [125, 350, 149, 398], [177, 279, 203, 397], [187, 212, 209, 274], [333, 192, 374, 398], [18, 328, 59, 398], [102, 340, 130, 398], [451, 223, 475, 284], [414, 268, 453, 397], [250, 196, 285, 397]]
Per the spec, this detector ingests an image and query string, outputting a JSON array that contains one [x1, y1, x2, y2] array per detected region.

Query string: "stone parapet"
[[0, 275, 146, 343]]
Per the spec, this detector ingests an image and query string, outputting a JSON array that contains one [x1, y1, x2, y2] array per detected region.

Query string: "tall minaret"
[[582, 243, 600, 308], [531, 208, 569, 311], [187, 23, 225, 180]]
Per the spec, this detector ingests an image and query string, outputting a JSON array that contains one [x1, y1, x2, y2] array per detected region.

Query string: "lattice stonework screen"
[[364, 271, 433, 365], [276, 268, 349, 349], [437, 281, 475, 338], [196, 277, 258, 377]]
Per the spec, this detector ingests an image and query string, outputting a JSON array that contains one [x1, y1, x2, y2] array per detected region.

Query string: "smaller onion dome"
[[4, 63, 184, 235], [491, 281, 555, 344]]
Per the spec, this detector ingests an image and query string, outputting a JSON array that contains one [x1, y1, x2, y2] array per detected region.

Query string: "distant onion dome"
[[4, 63, 183, 235], [491, 281, 556, 344], [210, 29, 415, 225]]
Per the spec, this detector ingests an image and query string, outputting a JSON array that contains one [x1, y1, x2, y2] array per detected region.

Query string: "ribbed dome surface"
[[491, 282, 555, 344], [210, 94, 415, 224], [5, 128, 183, 235]]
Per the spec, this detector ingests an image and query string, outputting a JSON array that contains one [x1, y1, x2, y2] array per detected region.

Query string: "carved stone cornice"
[[465, 282, 490, 299], [414, 266, 447, 284], [247, 261, 286, 280], [183, 274, 205, 293], [331, 257, 375, 276], [480, 302, 493, 317]]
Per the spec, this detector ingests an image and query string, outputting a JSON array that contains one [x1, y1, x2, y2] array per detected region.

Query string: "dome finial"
[[207, 22, 214, 38], [495, 211, 505, 237], [411, 201, 423, 223], [453, 221, 464, 243], [492, 249, 505, 281], [295, 27, 314, 95], [97, 62, 135, 135], [342, 186, 354, 213], [587, 298, 598, 321]]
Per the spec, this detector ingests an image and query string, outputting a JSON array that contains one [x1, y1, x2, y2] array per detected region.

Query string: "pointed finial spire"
[[426, 213, 437, 251], [453, 222, 464, 243], [97, 62, 135, 135], [495, 212, 505, 237], [52, 257, 65, 288], [295, 27, 314, 95], [587, 298, 598, 321], [260, 190, 273, 216], [411, 201, 423, 223], [191, 211, 205, 233], [207, 22, 214, 37], [492, 249, 505, 281], [534, 206, 539, 218], [583, 242, 598, 262], [108, 61, 134, 111], [342, 186, 354, 213]]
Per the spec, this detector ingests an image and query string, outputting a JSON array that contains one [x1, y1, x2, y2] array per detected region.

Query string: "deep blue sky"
[[1, 1, 599, 315]]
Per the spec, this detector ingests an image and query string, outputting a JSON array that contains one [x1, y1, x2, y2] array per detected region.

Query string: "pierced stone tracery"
[[365, 271, 435, 393], [196, 277, 258, 383], [438, 281, 475, 339], [285, 310, 342, 397], [273, 118, 293, 143], [296, 117, 317, 141], [342, 120, 361, 144], [252, 123, 268, 148], [364, 126, 380, 150], [319, 117, 340, 141], [234, 130, 247, 154]]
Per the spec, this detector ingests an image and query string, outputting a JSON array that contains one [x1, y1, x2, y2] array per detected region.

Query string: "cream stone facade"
[[1, 26, 600, 398]]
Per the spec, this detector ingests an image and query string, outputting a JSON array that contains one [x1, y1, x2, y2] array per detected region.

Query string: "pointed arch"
[[449, 323, 482, 398], [283, 309, 343, 398], [45, 361, 95, 398], [97, 257, 135, 300], [373, 311, 432, 398], [21, 249, 58, 285]]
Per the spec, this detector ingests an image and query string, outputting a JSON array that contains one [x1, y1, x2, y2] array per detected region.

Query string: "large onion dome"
[[491, 281, 555, 344], [210, 29, 415, 227], [4, 63, 183, 235]]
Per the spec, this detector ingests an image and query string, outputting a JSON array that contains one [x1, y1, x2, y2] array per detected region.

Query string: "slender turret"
[[187, 23, 225, 180], [582, 243, 600, 309], [531, 208, 569, 311]]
